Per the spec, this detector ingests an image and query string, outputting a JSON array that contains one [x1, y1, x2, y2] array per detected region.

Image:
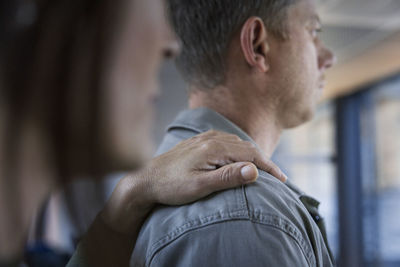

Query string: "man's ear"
[[240, 17, 270, 73]]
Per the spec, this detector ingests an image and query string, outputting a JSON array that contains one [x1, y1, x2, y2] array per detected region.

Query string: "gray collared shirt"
[[131, 108, 334, 267]]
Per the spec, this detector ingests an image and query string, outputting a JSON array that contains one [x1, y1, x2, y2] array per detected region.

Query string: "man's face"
[[268, 0, 335, 129], [102, 0, 178, 170]]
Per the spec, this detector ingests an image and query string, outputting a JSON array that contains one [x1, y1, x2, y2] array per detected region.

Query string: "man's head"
[[170, 0, 335, 129]]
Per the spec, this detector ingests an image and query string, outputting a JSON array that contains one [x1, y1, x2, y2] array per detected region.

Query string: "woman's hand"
[[145, 130, 286, 205], [102, 130, 286, 236]]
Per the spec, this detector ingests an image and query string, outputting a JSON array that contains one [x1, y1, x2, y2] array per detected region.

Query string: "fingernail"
[[241, 165, 257, 181], [281, 171, 288, 183]]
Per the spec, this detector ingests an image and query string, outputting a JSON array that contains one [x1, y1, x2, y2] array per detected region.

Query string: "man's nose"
[[319, 45, 336, 71]]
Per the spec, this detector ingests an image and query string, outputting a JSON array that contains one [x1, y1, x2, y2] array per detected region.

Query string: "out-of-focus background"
[[25, 0, 400, 266]]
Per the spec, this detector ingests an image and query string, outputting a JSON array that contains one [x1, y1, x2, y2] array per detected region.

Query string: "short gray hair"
[[169, 0, 298, 89]]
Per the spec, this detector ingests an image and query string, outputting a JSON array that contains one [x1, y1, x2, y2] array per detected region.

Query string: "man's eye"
[[312, 28, 322, 38]]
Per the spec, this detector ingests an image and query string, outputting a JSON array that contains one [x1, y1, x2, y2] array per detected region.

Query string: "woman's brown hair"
[[0, 0, 127, 235], [1, 0, 127, 181]]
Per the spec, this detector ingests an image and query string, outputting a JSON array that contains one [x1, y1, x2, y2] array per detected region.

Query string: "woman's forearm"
[[67, 171, 153, 267]]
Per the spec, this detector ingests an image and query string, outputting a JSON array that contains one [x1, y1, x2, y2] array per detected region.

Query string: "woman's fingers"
[[202, 162, 259, 192], [198, 135, 287, 182], [169, 162, 259, 203]]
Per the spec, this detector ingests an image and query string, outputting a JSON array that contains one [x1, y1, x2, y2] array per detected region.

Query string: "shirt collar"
[[167, 107, 254, 143], [167, 107, 318, 206]]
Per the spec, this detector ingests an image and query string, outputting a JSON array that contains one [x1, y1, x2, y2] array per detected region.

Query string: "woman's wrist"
[[101, 168, 157, 236]]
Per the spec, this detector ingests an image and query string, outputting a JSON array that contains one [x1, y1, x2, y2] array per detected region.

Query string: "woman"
[[0, 0, 286, 265]]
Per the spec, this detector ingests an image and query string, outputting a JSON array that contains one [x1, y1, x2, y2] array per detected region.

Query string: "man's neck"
[[189, 87, 282, 158]]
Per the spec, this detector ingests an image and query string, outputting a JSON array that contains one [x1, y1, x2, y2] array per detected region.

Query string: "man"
[[132, 0, 335, 266]]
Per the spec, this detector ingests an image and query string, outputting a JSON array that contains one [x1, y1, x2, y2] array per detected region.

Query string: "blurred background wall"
[[26, 0, 400, 266]]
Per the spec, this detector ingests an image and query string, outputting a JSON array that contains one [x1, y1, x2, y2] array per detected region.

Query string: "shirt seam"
[[248, 210, 316, 267], [147, 213, 314, 267], [146, 182, 249, 263], [145, 208, 250, 265], [243, 183, 315, 266]]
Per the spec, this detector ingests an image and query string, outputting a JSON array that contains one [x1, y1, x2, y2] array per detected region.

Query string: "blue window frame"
[[335, 74, 400, 267]]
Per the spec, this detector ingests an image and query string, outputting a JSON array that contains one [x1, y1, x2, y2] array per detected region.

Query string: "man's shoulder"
[[134, 181, 249, 259], [245, 170, 311, 225], [140, 170, 305, 235], [132, 171, 316, 265]]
